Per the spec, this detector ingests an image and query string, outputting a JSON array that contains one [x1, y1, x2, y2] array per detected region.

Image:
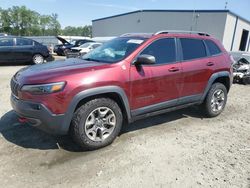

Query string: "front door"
[[129, 38, 182, 115]]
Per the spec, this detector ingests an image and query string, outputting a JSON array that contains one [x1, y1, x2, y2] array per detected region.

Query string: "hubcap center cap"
[[96, 119, 103, 127]]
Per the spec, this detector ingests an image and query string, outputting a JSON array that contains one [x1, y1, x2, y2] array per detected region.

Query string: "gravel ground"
[[0, 64, 250, 188]]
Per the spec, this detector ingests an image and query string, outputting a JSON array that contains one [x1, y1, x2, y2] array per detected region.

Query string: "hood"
[[15, 58, 108, 84], [56, 36, 71, 45], [80, 48, 90, 53]]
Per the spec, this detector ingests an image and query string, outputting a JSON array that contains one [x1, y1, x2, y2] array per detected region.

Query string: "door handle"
[[168, 67, 180, 72], [206, 62, 214, 66]]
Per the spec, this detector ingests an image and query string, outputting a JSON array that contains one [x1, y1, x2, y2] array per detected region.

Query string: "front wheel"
[[63, 49, 70, 56], [32, 54, 44, 64], [70, 98, 123, 150], [202, 83, 228, 117]]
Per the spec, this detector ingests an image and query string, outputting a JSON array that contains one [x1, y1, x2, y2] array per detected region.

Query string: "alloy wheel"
[[33, 54, 44, 64], [84, 107, 116, 142], [211, 89, 225, 112]]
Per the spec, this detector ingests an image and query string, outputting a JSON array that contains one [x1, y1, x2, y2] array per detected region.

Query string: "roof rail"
[[154, 30, 210, 36], [120, 33, 153, 37]]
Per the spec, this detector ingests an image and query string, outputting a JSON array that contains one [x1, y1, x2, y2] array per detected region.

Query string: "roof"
[[92, 9, 250, 25]]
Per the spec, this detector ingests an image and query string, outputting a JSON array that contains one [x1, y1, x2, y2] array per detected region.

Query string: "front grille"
[[11, 78, 20, 97]]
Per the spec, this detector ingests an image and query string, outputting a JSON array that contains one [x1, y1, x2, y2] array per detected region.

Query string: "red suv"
[[11, 31, 233, 150]]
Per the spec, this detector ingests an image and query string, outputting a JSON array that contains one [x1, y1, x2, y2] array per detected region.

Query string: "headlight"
[[21, 82, 66, 94]]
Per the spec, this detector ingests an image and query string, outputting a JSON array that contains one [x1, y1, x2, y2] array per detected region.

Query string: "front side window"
[[16, 38, 33, 46], [82, 37, 146, 63], [205, 40, 222, 56], [140, 38, 176, 64], [180, 38, 207, 60], [0, 38, 14, 47]]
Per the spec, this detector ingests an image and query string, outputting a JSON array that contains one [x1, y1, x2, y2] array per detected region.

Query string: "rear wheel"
[[32, 54, 44, 64], [202, 83, 227, 117], [70, 98, 123, 150]]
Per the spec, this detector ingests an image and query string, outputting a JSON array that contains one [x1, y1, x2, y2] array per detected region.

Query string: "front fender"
[[61, 86, 131, 133]]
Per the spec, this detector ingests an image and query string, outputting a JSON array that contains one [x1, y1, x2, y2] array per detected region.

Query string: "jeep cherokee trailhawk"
[[11, 31, 233, 150]]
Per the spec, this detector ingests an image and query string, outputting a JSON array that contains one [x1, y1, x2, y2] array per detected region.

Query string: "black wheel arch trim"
[[201, 71, 232, 101], [61, 86, 131, 133]]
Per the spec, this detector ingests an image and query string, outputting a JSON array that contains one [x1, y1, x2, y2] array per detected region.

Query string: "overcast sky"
[[1, 0, 250, 28]]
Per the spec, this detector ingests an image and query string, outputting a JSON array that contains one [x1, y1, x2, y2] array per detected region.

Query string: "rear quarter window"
[[180, 38, 207, 61], [205, 40, 222, 56], [0, 38, 14, 47]]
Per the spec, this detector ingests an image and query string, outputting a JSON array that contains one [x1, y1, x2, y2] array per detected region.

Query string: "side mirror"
[[135, 54, 156, 65]]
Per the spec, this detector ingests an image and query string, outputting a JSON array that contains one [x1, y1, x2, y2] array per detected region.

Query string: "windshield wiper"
[[82, 58, 100, 62]]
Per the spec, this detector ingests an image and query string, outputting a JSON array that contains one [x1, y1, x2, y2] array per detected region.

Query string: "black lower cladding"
[[10, 78, 20, 97], [131, 94, 203, 117], [10, 94, 68, 135]]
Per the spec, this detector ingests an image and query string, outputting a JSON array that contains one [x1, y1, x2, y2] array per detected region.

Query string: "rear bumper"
[[45, 54, 54, 62], [10, 94, 68, 135]]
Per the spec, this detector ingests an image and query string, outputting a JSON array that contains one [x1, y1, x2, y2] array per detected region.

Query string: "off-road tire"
[[70, 98, 123, 150], [202, 83, 228, 117]]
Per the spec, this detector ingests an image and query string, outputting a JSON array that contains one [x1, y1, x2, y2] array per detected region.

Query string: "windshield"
[[70, 40, 76, 45], [81, 37, 146, 63], [79, 43, 93, 48]]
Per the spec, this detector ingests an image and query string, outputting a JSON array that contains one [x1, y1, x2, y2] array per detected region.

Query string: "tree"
[[0, 6, 61, 36], [82, 25, 92, 37], [61, 25, 92, 37], [0, 8, 12, 34], [0, 6, 92, 37], [40, 15, 51, 36], [49, 13, 61, 36]]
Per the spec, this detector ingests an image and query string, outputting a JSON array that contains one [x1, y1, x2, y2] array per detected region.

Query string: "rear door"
[[178, 38, 213, 103], [14, 38, 34, 62], [0, 37, 14, 63], [130, 38, 182, 114]]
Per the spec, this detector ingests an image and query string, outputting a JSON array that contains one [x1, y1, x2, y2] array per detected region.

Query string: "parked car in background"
[[11, 31, 233, 150], [0, 36, 50, 64], [0, 33, 8, 37], [53, 36, 94, 56], [66, 42, 102, 58], [230, 51, 250, 84], [71, 42, 102, 54]]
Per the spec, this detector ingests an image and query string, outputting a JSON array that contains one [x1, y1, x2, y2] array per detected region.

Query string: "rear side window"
[[140, 38, 176, 64], [180, 38, 207, 60], [16, 38, 33, 46], [205, 40, 222, 56], [0, 38, 14, 47]]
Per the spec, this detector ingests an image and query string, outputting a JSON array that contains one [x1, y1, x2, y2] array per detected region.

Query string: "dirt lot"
[[0, 64, 250, 188]]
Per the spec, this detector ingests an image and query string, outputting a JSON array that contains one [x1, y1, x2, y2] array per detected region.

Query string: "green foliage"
[[0, 6, 92, 37], [61, 25, 92, 37]]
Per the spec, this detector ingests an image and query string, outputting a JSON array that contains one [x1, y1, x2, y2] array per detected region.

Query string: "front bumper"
[[10, 94, 68, 135]]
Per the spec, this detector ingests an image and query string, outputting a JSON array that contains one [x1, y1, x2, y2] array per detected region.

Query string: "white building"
[[92, 10, 250, 52]]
